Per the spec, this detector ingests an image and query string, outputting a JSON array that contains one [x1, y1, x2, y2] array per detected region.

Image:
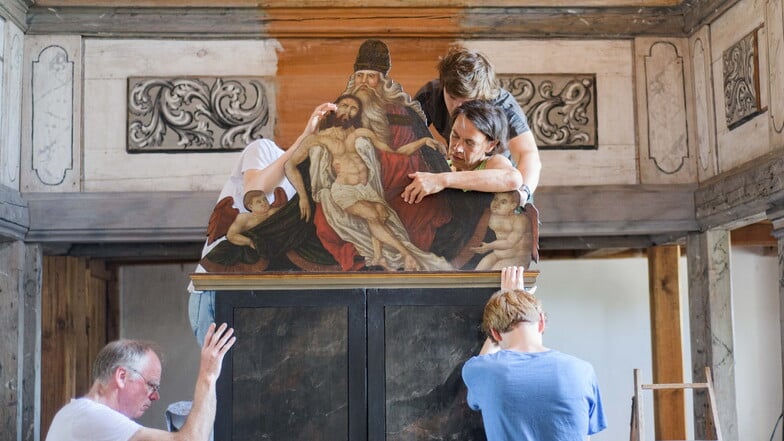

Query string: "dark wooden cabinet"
[[197, 272, 537, 441]]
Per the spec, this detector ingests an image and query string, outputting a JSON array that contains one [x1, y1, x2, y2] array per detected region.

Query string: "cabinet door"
[[368, 287, 495, 441], [215, 289, 367, 441]]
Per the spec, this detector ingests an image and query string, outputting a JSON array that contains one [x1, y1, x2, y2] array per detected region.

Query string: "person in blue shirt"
[[462, 266, 607, 441]]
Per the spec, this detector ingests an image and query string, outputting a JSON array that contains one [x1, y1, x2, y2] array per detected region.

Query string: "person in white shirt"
[[45, 322, 235, 441]]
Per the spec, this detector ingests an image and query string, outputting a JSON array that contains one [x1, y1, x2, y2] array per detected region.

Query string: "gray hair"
[[92, 339, 162, 384]]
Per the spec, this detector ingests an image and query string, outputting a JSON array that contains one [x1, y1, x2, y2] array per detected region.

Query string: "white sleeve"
[[69, 401, 142, 441], [241, 139, 285, 174]]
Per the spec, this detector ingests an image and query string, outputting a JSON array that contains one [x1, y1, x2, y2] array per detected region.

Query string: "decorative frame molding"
[[499, 74, 597, 150], [722, 27, 765, 130], [127, 76, 274, 153]]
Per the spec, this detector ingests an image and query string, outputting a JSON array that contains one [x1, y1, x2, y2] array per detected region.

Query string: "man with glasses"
[[45, 323, 235, 441]]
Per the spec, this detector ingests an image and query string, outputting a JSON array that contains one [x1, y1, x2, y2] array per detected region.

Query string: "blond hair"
[[481, 289, 543, 342]]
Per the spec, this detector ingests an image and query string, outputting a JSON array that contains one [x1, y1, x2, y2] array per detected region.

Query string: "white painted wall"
[[82, 39, 280, 192], [731, 246, 782, 441]]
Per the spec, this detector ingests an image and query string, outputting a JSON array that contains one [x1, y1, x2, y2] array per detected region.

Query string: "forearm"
[[442, 169, 523, 193], [176, 375, 218, 441], [509, 132, 542, 193]]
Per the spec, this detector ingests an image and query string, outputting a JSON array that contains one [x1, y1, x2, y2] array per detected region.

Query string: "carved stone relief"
[[127, 77, 274, 152], [498, 74, 597, 149], [723, 28, 764, 130], [32, 46, 74, 186]]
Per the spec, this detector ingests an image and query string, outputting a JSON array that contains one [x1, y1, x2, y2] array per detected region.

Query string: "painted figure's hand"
[[304, 103, 337, 135], [471, 242, 491, 254], [500, 266, 526, 291], [402, 172, 445, 204], [298, 195, 312, 221]]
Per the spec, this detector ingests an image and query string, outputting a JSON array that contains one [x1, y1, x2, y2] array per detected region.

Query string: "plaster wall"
[[81, 39, 279, 192]]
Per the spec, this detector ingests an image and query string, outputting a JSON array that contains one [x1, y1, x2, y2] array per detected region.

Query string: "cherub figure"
[[472, 191, 533, 270], [225, 190, 282, 250]]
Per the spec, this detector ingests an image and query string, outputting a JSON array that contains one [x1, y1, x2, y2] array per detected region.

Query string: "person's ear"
[[490, 328, 503, 343], [115, 366, 129, 388], [538, 312, 546, 333]]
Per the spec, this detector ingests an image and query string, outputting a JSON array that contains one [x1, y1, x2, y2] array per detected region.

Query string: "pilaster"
[[686, 229, 739, 440], [0, 241, 42, 441]]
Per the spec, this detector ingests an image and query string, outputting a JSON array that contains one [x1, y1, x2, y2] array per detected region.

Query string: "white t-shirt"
[[45, 398, 142, 441]]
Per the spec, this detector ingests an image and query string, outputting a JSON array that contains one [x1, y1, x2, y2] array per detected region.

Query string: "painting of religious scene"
[[197, 40, 539, 273]]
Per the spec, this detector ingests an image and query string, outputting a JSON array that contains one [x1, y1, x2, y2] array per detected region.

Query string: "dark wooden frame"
[[212, 280, 498, 441], [215, 288, 368, 441]]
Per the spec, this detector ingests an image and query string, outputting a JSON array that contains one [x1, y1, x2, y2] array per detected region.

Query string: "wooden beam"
[[0, 185, 29, 241], [26, 5, 690, 38], [647, 245, 686, 440], [730, 221, 775, 247], [696, 150, 784, 229], [23, 185, 698, 247]]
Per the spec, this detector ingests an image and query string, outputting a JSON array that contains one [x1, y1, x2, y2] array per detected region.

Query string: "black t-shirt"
[[414, 79, 531, 142]]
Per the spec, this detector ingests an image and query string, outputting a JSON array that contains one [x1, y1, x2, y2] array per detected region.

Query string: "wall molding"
[[0, 0, 31, 32], [695, 149, 784, 229], [0, 184, 29, 241], [22, 185, 698, 258]]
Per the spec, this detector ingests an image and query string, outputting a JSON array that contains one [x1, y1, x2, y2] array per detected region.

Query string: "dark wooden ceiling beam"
[[24, 1, 729, 38]]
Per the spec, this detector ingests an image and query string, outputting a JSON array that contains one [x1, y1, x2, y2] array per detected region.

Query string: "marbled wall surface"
[[232, 306, 349, 441]]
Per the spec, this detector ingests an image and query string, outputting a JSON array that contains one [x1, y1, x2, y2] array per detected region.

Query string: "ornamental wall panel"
[[635, 37, 697, 184], [83, 39, 280, 192], [21, 35, 81, 192], [690, 27, 719, 182]]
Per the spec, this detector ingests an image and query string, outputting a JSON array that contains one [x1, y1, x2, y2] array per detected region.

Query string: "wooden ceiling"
[[22, 0, 737, 38], [33, 0, 686, 6]]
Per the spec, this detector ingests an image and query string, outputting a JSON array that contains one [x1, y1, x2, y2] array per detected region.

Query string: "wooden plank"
[[695, 150, 784, 228], [730, 221, 775, 246], [647, 245, 686, 440], [23, 185, 698, 245], [191, 270, 539, 291], [33, 0, 685, 6], [0, 184, 29, 241], [26, 5, 690, 38]]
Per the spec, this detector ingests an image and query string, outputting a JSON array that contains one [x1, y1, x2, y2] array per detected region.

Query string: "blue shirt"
[[462, 349, 606, 441]]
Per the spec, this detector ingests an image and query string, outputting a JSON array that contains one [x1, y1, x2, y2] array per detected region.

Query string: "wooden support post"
[[647, 244, 686, 440], [687, 230, 738, 441]]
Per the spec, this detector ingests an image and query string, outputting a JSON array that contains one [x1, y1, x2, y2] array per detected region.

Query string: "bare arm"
[[508, 131, 542, 195], [226, 216, 254, 248], [243, 103, 336, 193], [130, 323, 236, 441], [284, 134, 320, 221], [402, 154, 523, 204]]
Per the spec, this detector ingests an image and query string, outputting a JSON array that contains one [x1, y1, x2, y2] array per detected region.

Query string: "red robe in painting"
[[312, 103, 452, 270]]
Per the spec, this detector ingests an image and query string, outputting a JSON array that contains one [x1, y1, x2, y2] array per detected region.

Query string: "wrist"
[[519, 184, 531, 205]]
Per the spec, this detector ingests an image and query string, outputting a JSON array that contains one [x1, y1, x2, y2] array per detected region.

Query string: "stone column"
[[686, 230, 738, 441], [0, 241, 42, 441]]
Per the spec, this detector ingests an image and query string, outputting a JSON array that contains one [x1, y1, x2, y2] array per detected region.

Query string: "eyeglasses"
[[126, 367, 161, 395]]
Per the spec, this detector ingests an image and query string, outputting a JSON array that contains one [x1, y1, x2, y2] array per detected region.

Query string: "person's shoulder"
[[415, 79, 440, 99], [549, 351, 597, 373]]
